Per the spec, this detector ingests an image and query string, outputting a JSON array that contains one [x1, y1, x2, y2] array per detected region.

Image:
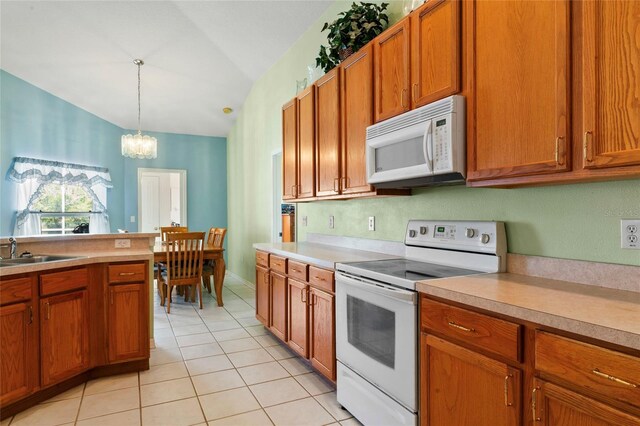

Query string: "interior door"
[[139, 169, 186, 233], [140, 175, 161, 232]]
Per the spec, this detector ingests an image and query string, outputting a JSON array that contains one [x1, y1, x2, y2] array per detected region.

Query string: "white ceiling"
[[0, 1, 332, 137]]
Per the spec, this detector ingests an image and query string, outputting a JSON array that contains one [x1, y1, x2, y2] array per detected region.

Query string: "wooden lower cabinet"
[[108, 283, 148, 363], [309, 287, 335, 381], [421, 333, 521, 426], [255, 265, 270, 327], [269, 271, 287, 341], [532, 379, 640, 426], [40, 289, 90, 387], [0, 301, 38, 406], [287, 279, 308, 357]]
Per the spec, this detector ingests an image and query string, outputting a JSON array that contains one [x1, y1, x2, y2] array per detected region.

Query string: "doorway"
[[138, 168, 187, 233], [272, 152, 282, 242]]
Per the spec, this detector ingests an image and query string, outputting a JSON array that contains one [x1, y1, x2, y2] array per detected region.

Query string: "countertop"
[[0, 250, 154, 276], [417, 273, 640, 350], [253, 242, 400, 269]]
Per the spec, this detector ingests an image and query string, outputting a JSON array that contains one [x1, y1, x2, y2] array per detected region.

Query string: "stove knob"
[[420, 226, 428, 235], [409, 230, 417, 238], [465, 228, 476, 238], [481, 233, 491, 244]]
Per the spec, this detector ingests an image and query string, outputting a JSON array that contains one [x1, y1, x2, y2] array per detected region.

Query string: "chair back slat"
[[161, 226, 188, 242], [166, 232, 204, 285], [207, 227, 227, 249]]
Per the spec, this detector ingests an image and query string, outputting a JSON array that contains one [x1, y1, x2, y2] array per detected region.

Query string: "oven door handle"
[[337, 273, 417, 304]]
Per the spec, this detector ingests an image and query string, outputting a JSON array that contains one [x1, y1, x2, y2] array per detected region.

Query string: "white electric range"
[[335, 220, 507, 425]]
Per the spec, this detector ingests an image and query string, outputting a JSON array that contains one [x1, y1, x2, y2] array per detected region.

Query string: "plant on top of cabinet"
[[316, 2, 389, 73]]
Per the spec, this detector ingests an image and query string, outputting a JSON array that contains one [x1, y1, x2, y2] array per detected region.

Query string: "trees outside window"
[[31, 184, 93, 234]]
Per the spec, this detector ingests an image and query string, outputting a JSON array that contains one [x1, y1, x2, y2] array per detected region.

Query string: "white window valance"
[[8, 157, 112, 235]]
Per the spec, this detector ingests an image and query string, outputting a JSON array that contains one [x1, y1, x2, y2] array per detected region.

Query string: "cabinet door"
[[269, 271, 287, 341], [411, 0, 461, 108], [374, 17, 411, 122], [341, 44, 374, 195], [582, 0, 640, 169], [0, 302, 37, 405], [316, 68, 342, 197], [421, 334, 520, 426], [282, 98, 298, 200], [41, 290, 90, 387], [108, 283, 148, 363], [532, 379, 640, 426], [467, 0, 570, 181], [309, 287, 335, 381], [297, 86, 316, 199], [287, 279, 308, 358], [255, 266, 270, 327]]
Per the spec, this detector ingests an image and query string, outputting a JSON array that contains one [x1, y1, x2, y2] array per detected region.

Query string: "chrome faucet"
[[8, 237, 17, 259]]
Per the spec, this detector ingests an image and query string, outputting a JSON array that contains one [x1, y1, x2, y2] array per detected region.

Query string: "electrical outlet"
[[115, 239, 131, 249], [329, 215, 335, 229], [621, 219, 640, 249], [302, 216, 308, 227], [368, 216, 375, 231]]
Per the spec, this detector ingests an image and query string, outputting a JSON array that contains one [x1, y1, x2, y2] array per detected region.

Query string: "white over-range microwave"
[[366, 95, 465, 188]]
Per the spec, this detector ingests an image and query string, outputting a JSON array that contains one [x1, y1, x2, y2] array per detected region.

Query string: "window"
[[31, 183, 93, 234]]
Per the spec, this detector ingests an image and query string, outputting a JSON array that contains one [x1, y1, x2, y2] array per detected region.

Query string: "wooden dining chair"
[[158, 232, 205, 313], [160, 226, 188, 242], [202, 228, 227, 294]]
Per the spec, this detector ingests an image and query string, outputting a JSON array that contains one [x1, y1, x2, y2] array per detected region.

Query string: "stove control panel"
[[405, 220, 507, 256]]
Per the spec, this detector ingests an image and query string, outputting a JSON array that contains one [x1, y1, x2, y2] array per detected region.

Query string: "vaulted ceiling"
[[1, 1, 332, 137]]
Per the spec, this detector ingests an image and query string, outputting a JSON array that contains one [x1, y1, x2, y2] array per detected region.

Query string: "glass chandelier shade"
[[121, 59, 158, 159]]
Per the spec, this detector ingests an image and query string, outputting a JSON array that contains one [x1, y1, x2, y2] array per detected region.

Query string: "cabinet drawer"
[[535, 331, 640, 408], [256, 251, 269, 268], [269, 255, 287, 274], [40, 268, 88, 296], [108, 263, 146, 283], [309, 266, 334, 293], [421, 298, 521, 362], [0, 277, 32, 305], [288, 260, 308, 282]]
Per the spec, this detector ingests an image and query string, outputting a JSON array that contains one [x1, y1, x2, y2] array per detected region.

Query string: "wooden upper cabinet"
[[297, 86, 316, 199], [1, 301, 37, 406], [411, 0, 461, 108], [374, 17, 411, 122], [282, 98, 298, 200], [316, 68, 342, 197], [341, 44, 375, 195], [108, 283, 148, 363], [582, 0, 640, 169], [466, 0, 571, 181], [40, 290, 90, 387]]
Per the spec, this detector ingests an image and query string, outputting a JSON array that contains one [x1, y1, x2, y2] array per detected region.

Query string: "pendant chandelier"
[[121, 59, 158, 159]]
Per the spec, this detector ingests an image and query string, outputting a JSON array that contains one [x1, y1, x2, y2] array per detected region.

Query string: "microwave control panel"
[[432, 115, 453, 173]]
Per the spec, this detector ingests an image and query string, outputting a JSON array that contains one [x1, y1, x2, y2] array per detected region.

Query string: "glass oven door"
[[336, 272, 417, 411]]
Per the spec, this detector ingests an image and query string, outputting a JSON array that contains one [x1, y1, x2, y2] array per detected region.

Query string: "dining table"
[[153, 241, 226, 307]]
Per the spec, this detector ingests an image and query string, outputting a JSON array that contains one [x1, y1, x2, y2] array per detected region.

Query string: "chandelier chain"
[[137, 61, 141, 134]]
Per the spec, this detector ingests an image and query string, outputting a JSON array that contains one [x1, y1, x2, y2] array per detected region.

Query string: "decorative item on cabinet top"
[[316, 2, 389, 73]]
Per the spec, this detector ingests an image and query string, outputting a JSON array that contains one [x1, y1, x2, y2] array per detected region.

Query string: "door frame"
[[137, 168, 187, 232]]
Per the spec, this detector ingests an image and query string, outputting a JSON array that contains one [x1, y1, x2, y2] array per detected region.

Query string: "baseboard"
[[226, 271, 255, 289]]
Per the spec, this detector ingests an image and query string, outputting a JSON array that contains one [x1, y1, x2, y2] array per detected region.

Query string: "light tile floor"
[[3, 274, 361, 426]]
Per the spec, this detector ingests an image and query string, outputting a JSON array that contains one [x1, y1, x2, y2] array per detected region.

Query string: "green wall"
[[227, 0, 640, 283]]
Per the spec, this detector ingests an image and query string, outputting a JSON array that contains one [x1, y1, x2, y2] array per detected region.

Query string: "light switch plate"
[[621, 219, 640, 249], [115, 239, 131, 249], [329, 215, 334, 229], [130, 216, 136, 223], [368, 216, 375, 231], [302, 216, 308, 227]]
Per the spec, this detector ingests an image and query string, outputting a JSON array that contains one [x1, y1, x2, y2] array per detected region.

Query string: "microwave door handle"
[[422, 120, 433, 173]]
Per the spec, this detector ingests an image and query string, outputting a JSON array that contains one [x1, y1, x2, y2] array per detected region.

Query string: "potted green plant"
[[316, 2, 389, 73]]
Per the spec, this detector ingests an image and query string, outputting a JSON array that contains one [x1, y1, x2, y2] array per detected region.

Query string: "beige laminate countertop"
[[417, 273, 640, 350], [0, 250, 153, 277], [253, 242, 400, 269]]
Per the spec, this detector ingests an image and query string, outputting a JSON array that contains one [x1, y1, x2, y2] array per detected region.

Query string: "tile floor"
[[2, 275, 360, 426]]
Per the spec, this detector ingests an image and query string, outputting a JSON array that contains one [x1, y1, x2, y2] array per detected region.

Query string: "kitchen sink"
[[0, 255, 82, 267]]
